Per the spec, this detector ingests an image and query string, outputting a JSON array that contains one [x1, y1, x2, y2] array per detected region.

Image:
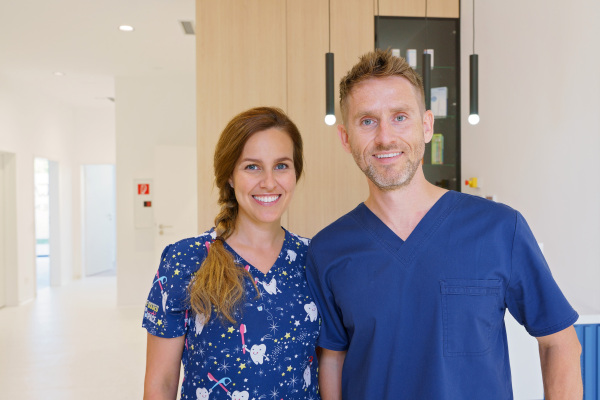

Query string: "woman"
[[142, 107, 320, 400]]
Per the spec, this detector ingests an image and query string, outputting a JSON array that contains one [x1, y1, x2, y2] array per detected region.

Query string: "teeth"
[[253, 195, 279, 203], [376, 152, 401, 159]]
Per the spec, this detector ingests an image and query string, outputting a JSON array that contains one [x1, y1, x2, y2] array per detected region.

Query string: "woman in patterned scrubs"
[[142, 107, 321, 400]]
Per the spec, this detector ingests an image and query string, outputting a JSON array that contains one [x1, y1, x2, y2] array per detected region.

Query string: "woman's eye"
[[245, 164, 259, 170], [275, 163, 289, 170]]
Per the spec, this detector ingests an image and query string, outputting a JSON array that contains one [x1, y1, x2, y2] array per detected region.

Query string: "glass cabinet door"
[[376, 16, 461, 191]]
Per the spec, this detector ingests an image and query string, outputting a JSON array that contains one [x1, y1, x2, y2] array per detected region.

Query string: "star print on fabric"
[[142, 229, 319, 399]]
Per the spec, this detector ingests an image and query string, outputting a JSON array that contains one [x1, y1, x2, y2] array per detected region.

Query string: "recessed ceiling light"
[[53, 72, 65, 76], [119, 25, 134, 32]]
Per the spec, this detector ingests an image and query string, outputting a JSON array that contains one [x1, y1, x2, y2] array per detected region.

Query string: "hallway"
[[0, 276, 146, 399]]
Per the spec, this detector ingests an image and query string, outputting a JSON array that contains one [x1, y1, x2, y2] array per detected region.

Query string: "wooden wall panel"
[[197, 0, 374, 237], [196, 0, 287, 231], [378, 0, 459, 18], [285, 0, 373, 237]]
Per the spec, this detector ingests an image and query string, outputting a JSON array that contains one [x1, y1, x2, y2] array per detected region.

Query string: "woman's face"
[[229, 128, 297, 228]]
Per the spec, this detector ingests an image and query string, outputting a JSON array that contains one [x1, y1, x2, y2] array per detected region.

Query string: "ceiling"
[[0, 0, 196, 108]]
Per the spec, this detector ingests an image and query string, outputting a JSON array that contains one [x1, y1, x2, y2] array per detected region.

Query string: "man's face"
[[338, 76, 433, 191]]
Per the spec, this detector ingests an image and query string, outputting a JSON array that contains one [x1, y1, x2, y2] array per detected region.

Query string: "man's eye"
[[395, 115, 407, 122], [361, 119, 375, 126]]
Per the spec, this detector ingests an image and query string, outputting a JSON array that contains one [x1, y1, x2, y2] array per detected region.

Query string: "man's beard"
[[351, 142, 424, 191]]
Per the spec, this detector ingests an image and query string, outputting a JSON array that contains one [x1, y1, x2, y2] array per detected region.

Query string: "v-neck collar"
[[350, 191, 464, 267], [221, 228, 290, 277]]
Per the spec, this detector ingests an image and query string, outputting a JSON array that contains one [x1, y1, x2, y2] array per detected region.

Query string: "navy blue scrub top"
[[307, 191, 578, 400], [143, 229, 321, 400]]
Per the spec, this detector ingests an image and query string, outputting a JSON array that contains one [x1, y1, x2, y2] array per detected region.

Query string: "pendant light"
[[324, 0, 336, 126], [468, 0, 480, 125]]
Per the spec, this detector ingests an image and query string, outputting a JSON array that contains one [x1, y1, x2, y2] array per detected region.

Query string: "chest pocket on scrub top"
[[440, 279, 502, 356]]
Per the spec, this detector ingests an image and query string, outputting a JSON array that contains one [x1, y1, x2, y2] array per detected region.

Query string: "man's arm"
[[319, 348, 346, 400], [536, 325, 582, 399], [143, 333, 185, 400]]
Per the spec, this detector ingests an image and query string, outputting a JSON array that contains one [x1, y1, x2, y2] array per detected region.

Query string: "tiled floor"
[[0, 276, 147, 400]]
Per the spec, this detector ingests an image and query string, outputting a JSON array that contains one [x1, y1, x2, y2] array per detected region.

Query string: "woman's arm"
[[143, 333, 185, 400]]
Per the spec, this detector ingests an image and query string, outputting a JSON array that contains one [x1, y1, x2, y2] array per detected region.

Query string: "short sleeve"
[[505, 212, 578, 337], [142, 241, 202, 338], [306, 247, 349, 351]]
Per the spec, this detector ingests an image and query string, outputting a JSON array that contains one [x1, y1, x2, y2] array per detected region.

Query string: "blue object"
[[307, 191, 578, 400], [575, 324, 600, 400], [143, 229, 320, 399]]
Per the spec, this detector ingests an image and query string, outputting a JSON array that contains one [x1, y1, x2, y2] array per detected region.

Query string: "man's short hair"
[[339, 49, 425, 122]]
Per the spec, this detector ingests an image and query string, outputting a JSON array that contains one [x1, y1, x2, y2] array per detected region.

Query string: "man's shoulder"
[[450, 191, 517, 220]]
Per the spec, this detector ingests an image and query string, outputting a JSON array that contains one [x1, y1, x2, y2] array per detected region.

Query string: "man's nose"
[[374, 120, 396, 145]]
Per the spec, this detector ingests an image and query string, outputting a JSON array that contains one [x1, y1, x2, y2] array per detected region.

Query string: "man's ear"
[[423, 110, 435, 144], [337, 124, 352, 154]]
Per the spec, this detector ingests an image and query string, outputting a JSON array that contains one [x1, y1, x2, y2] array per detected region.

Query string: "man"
[[306, 49, 582, 399]]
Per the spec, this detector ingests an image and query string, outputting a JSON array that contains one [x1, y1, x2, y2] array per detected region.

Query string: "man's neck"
[[363, 169, 447, 241]]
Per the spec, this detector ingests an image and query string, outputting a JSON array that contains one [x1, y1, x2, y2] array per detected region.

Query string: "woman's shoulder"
[[284, 229, 311, 261], [159, 228, 217, 273], [286, 230, 310, 247]]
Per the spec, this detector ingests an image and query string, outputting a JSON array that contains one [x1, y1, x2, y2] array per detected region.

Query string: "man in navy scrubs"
[[306, 49, 582, 399]]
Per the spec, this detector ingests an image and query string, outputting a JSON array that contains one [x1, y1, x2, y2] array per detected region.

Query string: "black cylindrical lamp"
[[325, 52, 336, 125], [422, 53, 431, 111], [469, 54, 480, 125]]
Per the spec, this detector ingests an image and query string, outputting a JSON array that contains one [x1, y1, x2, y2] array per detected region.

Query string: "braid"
[[188, 187, 259, 325]]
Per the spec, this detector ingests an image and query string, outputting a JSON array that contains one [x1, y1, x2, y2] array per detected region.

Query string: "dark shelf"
[[376, 15, 461, 191]]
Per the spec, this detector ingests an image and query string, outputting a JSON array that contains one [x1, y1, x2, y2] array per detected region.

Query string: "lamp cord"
[[425, 0, 428, 49], [328, 0, 331, 52], [473, 0, 475, 53]]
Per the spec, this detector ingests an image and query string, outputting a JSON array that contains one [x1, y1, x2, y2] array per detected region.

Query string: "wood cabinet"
[[377, 0, 459, 18]]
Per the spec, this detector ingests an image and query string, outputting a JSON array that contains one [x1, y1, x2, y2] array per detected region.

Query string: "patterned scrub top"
[[142, 228, 321, 400]]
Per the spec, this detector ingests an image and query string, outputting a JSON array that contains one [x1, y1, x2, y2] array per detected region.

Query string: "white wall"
[[460, 4, 600, 396], [0, 74, 115, 304], [115, 74, 196, 306], [460, 0, 600, 315]]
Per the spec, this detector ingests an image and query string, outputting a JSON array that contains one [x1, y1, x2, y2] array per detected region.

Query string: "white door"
[[0, 153, 6, 307], [0, 152, 16, 306], [48, 160, 61, 286], [153, 145, 198, 261], [83, 165, 116, 276]]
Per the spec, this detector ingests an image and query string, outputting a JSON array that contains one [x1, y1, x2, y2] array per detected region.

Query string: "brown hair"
[[188, 107, 303, 324], [339, 49, 425, 122]]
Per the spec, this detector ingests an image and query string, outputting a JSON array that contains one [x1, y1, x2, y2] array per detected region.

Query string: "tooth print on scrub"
[[142, 228, 321, 400]]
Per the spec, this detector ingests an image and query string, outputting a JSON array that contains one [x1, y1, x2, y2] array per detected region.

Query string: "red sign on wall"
[[138, 184, 150, 195]]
